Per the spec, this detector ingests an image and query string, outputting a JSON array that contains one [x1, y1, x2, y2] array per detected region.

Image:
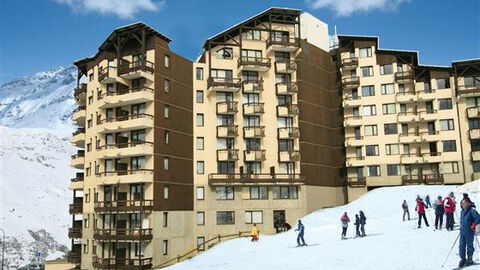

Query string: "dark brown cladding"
[[153, 37, 194, 211], [296, 41, 345, 187]]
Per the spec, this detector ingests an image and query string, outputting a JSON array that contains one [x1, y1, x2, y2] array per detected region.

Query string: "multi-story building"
[[66, 7, 480, 270]]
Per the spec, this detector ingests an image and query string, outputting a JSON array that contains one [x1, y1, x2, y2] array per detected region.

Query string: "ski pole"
[[441, 233, 460, 268]]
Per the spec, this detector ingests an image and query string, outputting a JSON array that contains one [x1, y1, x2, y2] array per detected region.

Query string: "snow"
[[167, 182, 480, 270]]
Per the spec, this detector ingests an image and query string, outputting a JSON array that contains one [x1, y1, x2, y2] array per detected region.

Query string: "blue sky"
[[1, 0, 479, 82]]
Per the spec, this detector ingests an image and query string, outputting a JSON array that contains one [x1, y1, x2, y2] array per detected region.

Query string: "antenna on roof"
[[329, 25, 339, 49]]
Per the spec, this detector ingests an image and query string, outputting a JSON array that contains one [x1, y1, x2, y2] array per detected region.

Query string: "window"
[[216, 187, 234, 200], [196, 68, 204, 80], [361, 85, 375, 97], [164, 55, 170, 68], [243, 29, 261, 40], [380, 64, 393, 75], [384, 123, 398, 135], [164, 185, 169, 199], [162, 240, 168, 255], [466, 97, 480, 108], [164, 79, 170, 93], [196, 137, 204, 150], [245, 211, 263, 224], [164, 105, 170, 118], [364, 125, 378, 136], [360, 66, 374, 77], [130, 156, 146, 170], [365, 145, 379, 156], [403, 144, 410, 154], [363, 105, 376, 116], [436, 78, 450, 89], [359, 47, 372, 58], [385, 144, 400, 155], [164, 131, 169, 144], [438, 98, 453, 110], [86, 167, 91, 177], [249, 186, 268, 200], [473, 161, 480, 173], [196, 90, 204, 103], [367, 165, 380, 176], [197, 161, 205, 174], [196, 187, 204, 200], [216, 47, 233, 59], [439, 119, 454, 131], [443, 162, 459, 174], [398, 84, 405, 94], [196, 114, 204, 126], [382, 103, 396, 115], [164, 157, 169, 171], [217, 211, 235, 225], [387, 164, 400, 176], [85, 189, 90, 203], [241, 49, 262, 61], [84, 239, 89, 254], [381, 84, 395, 95], [163, 212, 168, 227], [273, 186, 298, 199], [87, 119, 93, 128], [442, 140, 457, 152], [197, 212, 205, 225], [197, 237, 205, 251]]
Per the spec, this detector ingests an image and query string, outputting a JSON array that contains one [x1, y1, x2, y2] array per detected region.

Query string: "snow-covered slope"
[[167, 181, 480, 270]]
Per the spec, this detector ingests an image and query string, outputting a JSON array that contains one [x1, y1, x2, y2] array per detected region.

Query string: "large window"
[[361, 66, 374, 77], [196, 67, 203, 80], [380, 64, 393, 75], [359, 47, 372, 58], [438, 98, 452, 110], [131, 156, 146, 170], [367, 165, 380, 176], [366, 145, 379, 156], [442, 140, 457, 152], [250, 186, 268, 200], [362, 85, 375, 97], [216, 47, 233, 59], [382, 103, 396, 115], [381, 83, 395, 95], [439, 119, 455, 131], [363, 105, 377, 116], [384, 123, 398, 135], [241, 49, 262, 61], [273, 186, 298, 199], [245, 211, 263, 224], [443, 162, 459, 174], [385, 144, 400, 155], [387, 164, 400, 176], [243, 29, 261, 40], [216, 211, 235, 225], [216, 187, 234, 200], [364, 125, 378, 136], [436, 78, 450, 89]]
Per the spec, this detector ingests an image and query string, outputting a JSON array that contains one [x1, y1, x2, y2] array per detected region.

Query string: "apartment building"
[[68, 23, 194, 269]]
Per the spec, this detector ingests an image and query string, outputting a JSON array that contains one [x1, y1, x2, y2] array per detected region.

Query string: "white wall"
[[300, 12, 329, 52]]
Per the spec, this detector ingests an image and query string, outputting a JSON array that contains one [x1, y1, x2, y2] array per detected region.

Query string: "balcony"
[[423, 174, 444, 185], [422, 152, 442, 163], [70, 150, 85, 169], [72, 106, 86, 126], [277, 104, 299, 117], [237, 56, 271, 72], [342, 76, 360, 89], [97, 141, 154, 159], [67, 251, 81, 264], [98, 87, 154, 109], [217, 149, 239, 161], [243, 103, 264, 115], [242, 79, 264, 93], [69, 202, 83, 215], [397, 112, 419, 122], [278, 150, 300, 162], [403, 174, 444, 185], [94, 199, 153, 213], [98, 66, 117, 84], [208, 173, 305, 186], [96, 169, 154, 185], [343, 116, 362, 127], [74, 83, 87, 103], [417, 89, 436, 101], [244, 150, 266, 162], [207, 77, 242, 92], [93, 228, 153, 241], [347, 177, 367, 188], [469, 129, 480, 140], [401, 175, 424, 185], [341, 57, 359, 71], [467, 106, 480, 118], [457, 84, 480, 96], [278, 127, 300, 139], [216, 101, 238, 115], [276, 82, 298, 95], [275, 60, 296, 73], [118, 60, 154, 80], [346, 156, 364, 167], [418, 110, 437, 122], [68, 221, 82, 239], [395, 92, 417, 103], [343, 96, 361, 108], [421, 131, 440, 142], [243, 126, 265, 138], [399, 132, 421, 144], [400, 154, 423, 164], [217, 125, 238, 138], [70, 173, 84, 190], [394, 71, 414, 83], [71, 127, 85, 147], [98, 114, 154, 134], [471, 151, 480, 161], [266, 36, 300, 52], [345, 136, 364, 147], [93, 257, 152, 270]]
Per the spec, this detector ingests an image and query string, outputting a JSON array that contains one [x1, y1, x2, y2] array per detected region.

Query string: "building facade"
[[67, 7, 480, 270]]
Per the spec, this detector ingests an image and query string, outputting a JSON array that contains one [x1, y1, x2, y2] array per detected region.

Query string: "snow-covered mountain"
[[0, 66, 78, 269]]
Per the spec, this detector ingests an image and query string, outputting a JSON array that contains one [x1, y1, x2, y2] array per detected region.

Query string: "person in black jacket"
[[354, 214, 361, 237], [433, 195, 444, 230], [359, 211, 367, 237]]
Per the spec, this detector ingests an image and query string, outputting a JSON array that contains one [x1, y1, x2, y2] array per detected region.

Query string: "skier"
[[444, 193, 456, 231], [340, 212, 350, 239], [425, 195, 431, 208], [250, 223, 259, 242], [433, 195, 444, 230], [402, 200, 410, 221], [461, 193, 476, 208], [415, 197, 429, 228], [294, 220, 306, 246], [354, 214, 361, 237], [457, 197, 480, 268], [359, 211, 367, 237]]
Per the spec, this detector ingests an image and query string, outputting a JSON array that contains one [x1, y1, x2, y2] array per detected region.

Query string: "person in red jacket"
[[416, 196, 429, 228], [443, 192, 456, 231]]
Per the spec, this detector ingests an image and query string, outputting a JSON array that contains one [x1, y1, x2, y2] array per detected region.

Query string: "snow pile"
[[167, 182, 480, 270]]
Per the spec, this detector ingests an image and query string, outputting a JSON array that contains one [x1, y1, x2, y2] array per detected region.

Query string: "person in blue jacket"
[[458, 197, 480, 268], [294, 220, 306, 246]]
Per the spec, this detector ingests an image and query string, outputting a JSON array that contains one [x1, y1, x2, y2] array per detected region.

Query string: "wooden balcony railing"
[[208, 173, 305, 185], [347, 177, 367, 188], [93, 256, 152, 270], [67, 251, 81, 264], [94, 199, 154, 213], [118, 60, 154, 75], [99, 113, 154, 124], [93, 228, 153, 241], [266, 36, 300, 49], [237, 56, 271, 68], [74, 83, 87, 97]]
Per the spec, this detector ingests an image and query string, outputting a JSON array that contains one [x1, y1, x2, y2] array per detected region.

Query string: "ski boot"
[[458, 259, 466, 268]]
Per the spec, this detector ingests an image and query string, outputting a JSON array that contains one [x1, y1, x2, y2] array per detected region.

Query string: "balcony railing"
[[74, 83, 87, 98], [72, 128, 85, 137], [402, 174, 444, 185], [207, 77, 242, 92], [275, 60, 297, 73], [93, 256, 152, 270], [69, 203, 83, 214], [243, 126, 265, 138], [216, 125, 238, 138], [216, 101, 238, 114], [394, 71, 414, 82], [94, 199, 154, 213], [457, 84, 480, 95], [277, 104, 299, 116], [93, 228, 153, 241], [237, 56, 271, 70], [244, 150, 266, 161], [99, 113, 154, 124], [341, 57, 359, 69], [68, 227, 82, 239], [275, 82, 298, 95], [242, 79, 264, 93], [243, 103, 264, 115], [347, 177, 367, 188], [71, 150, 85, 160], [67, 251, 81, 264], [266, 36, 300, 50], [279, 150, 300, 162], [118, 60, 154, 76], [71, 172, 84, 183], [100, 87, 154, 98], [208, 173, 305, 185], [96, 169, 154, 177], [217, 149, 239, 161], [342, 76, 360, 89], [98, 66, 116, 82], [277, 127, 300, 139], [98, 141, 153, 150]]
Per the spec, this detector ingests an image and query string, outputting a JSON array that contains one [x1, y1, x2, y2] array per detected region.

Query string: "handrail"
[[341, 57, 359, 66], [97, 141, 153, 150], [99, 113, 153, 124], [266, 36, 300, 48], [73, 106, 86, 113], [96, 169, 154, 177], [238, 56, 271, 67], [72, 128, 85, 136], [100, 86, 154, 98]]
